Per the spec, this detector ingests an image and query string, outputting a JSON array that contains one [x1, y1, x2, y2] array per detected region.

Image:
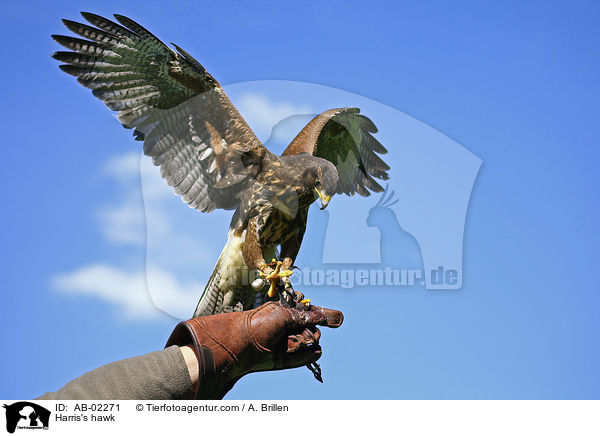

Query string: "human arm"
[[36, 302, 343, 400], [36, 346, 196, 400]]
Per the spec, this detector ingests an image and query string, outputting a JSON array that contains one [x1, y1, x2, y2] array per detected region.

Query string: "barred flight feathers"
[[52, 12, 270, 212]]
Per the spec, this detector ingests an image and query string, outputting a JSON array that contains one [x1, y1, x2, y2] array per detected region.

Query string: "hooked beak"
[[315, 187, 331, 210]]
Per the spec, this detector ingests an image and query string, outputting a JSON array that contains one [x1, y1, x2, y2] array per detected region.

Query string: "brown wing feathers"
[[283, 108, 390, 196], [52, 12, 268, 212], [53, 13, 390, 209]]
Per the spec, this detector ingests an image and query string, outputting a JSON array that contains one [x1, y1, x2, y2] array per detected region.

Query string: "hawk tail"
[[192, 231, 253, 318], [192, 256, 226, 318]]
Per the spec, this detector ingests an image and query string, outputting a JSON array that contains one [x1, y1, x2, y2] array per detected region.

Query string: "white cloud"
[[145, 266, 205, 320], [95, 152, 148, 246], [97, 202, 146, 245], [51, 263, 202, 320], [236, 93, 313, 142], [96, 153, 173, 247], [101, 152, 141, 184]]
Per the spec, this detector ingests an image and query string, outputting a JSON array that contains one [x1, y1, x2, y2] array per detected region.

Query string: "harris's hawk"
[[51, 13, 390, 317]]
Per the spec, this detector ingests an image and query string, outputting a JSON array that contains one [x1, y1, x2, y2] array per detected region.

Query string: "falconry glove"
[[165, 301, 344, 399]]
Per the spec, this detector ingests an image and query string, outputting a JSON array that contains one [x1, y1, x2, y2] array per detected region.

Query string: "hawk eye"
[[315, 180, 321, 187]]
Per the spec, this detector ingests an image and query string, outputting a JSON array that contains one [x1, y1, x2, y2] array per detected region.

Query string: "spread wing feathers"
[[283, 108, 390, 196], [52, 12, 269, 212]]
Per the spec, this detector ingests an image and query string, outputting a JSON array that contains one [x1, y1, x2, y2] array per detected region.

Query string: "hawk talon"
[[258, 261, 294, 298], [278, 291, 290, 306], [279, 288, 296, 307]]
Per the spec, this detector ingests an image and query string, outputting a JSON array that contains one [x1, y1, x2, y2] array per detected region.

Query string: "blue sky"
[[1, 0, 599, 399]]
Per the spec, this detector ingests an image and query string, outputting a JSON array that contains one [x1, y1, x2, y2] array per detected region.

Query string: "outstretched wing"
[[282, 108, 390, 196], [52, 12, 270, 212]]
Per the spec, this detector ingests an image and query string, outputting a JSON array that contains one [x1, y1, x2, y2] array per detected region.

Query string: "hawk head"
[[314, 159, 338, 210], [297, 156, 338, 210], [277, 153, 338, 211]]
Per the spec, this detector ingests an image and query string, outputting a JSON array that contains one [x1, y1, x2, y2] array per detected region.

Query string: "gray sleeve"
[[35, 346, 194, 400]]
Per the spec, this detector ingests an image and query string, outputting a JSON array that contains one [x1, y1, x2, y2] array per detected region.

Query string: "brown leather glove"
[[165, 301, 344, 399]]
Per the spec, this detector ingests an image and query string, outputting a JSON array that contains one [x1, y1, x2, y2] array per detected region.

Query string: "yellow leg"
[[259, 261, 294, 298]]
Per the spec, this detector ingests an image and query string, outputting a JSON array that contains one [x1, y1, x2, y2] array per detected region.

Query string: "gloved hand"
[[166, 301, 344, 399]]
